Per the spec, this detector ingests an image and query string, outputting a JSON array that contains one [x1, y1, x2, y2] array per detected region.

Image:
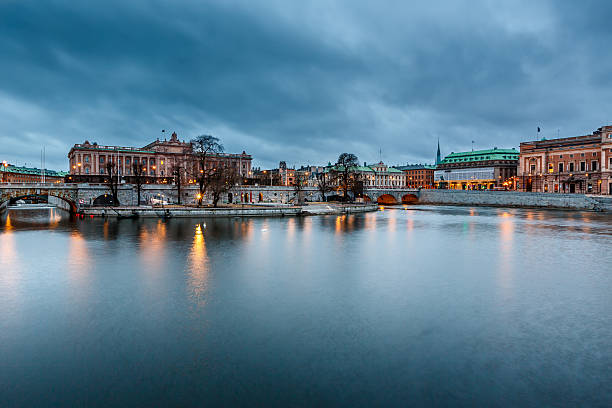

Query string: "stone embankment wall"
[[79, 203, 378, 218], [418, 190, 607, 211]]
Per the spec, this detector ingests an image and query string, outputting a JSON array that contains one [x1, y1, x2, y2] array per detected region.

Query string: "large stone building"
[[518, 125, 612, 194], [326, 161, 406, 188], [1, 163, 67, 184], [396, 164, 436, 189], [67, 132, 252, 183], [434, 148, 519, 190]]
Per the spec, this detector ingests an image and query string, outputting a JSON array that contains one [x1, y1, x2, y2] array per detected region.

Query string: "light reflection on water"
[[188, 223, 208, 307], [0, 205, 611, 407]]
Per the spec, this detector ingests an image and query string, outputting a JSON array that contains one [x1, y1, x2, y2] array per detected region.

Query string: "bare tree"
[[349, 172, 365, 201], [190, 135, 224, 206], [336, 153, 359, 202], [315, 171, 335, 202], [293, 173, 308, 205], [132, 162, 146, 206], [209, 165, 238, 207], [171, 164, 183, 205], [105, 161, 119, 205]]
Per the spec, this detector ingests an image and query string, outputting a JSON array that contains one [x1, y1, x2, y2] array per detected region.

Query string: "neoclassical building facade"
[[67, 132, 252, 183], [518, 125, 612, 194]]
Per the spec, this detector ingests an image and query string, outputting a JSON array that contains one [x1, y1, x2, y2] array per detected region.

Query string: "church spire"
[[436, 138, 441, 164]]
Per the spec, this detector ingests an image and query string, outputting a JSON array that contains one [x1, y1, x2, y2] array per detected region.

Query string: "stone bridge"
[[361, 188, 420, 204], [0, 183, 421, 213]]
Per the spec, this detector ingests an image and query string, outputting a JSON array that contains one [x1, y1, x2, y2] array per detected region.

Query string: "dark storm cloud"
[[1, 0, 612, 169]]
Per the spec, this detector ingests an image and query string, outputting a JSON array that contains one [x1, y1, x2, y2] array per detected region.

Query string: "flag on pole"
[[537, 127, 540, 133]]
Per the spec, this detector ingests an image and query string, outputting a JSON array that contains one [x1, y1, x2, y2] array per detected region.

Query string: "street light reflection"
[[67, 230, 90, 288], [188, 222, 209, 307]]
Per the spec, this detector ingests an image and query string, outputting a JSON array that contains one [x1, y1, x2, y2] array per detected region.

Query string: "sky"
[[1, 0, 612, 171]]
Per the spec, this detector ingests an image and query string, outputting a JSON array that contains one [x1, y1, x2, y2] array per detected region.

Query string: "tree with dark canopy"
[[336, 153, 359, 202], [171, 164, 184, 205], [350, 173, 365, 201], [293, 173, 308, 205], [132, 161, 147, 206], [190, 134, 224, 206], [208, 164, 238, 207], [315, 171, 335, 202], [105, 161, 120, 205]]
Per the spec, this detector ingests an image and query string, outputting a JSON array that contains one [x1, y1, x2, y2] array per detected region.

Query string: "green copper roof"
[[396, 164, 436, 170], [440, 148, 518, 164], [3, 165, 68, 177], [325, 164, 411, 174]]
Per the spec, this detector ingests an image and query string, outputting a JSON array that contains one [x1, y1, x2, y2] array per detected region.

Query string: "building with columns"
[[518, 125, 612, 194], [67, 132, 252, 184]]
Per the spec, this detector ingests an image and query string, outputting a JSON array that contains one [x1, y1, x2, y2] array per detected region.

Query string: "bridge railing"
[[0, 182, 71, 188]]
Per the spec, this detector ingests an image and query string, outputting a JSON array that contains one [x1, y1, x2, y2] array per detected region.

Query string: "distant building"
[[436, 139, 441, 165], [434, 148, 519, 190], [327, 161, 406, 188], [67, 132, 252, 183], [518, 125, 612, 194], [396, 164, 436, 189], [0, 164, 67, 184]]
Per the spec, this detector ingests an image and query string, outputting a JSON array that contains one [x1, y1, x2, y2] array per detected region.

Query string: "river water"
[[1, 206, 611, 407]]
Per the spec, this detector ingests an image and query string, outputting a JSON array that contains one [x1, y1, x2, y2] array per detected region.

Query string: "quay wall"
[[79, 203, 378, 218], [417, 190, 606, 211]]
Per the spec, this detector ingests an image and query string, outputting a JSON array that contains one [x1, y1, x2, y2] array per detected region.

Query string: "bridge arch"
[[401, 193, 419, 204], [377, 194, 398, 205], [0, 192, 77, 213], [92, 193, 119, 206]]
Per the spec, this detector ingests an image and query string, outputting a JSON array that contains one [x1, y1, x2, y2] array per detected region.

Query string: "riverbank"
[[77, 203, 378, 218], [417, 190, 612, 212]]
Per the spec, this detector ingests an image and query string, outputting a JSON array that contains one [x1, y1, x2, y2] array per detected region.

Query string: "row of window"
[[557, 152, 597, 159], [540, 160, 601, 174], [75, 156, 159, 166]]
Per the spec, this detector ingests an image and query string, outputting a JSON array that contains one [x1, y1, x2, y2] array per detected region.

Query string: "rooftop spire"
[[436, 138, 441, 164]]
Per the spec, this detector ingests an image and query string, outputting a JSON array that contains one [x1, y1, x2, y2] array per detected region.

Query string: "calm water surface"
[[1, 206, 611, 407]]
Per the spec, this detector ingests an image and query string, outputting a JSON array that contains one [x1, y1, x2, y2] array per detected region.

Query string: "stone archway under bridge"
[[0, 188, 78, 213], [364, 188, 421, 205]]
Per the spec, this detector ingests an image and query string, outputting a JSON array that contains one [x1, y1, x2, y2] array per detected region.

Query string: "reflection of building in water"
[[139, 220, 167, 273], [67, 231, 90, 287]]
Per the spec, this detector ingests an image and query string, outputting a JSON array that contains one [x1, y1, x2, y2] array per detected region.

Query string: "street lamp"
[[1, 161, 8, 183]]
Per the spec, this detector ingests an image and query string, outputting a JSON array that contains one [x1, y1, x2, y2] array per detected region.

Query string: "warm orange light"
[[152, 166, 156, 170], [196, 193, 202, 200], [77, 163, 81, 167]]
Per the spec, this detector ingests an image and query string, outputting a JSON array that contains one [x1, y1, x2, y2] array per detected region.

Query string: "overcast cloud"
[[1, 0, 612, 170]]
